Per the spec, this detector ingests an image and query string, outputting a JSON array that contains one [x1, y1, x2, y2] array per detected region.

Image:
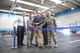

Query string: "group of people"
[[14, 11, 58, 48]]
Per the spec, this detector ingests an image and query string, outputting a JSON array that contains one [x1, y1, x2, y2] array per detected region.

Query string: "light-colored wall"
[[56, 12, 80, 27], [0, 9, 80, 30], [0, 13, 29, 30]]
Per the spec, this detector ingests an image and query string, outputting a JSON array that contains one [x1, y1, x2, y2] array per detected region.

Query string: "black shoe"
[[46, 45, 52, 48], [44, 45, 48, 48], [27, 46, 32, 48], [31, 43, 34, 46], [34, 44, 38, 47], [21, 44, 25, 46], [27, 44, 32, 47], [49, 46, 52, 47], [39, 46, 43, 48], [17, 45, 22, 48], [48, 46, 52, 48]]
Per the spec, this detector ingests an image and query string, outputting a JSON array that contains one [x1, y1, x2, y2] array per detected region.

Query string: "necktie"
[[23, 16, 25, 27]]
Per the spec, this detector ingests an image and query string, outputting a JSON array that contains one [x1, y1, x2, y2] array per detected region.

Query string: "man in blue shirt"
[[33, 13, 43, 48]]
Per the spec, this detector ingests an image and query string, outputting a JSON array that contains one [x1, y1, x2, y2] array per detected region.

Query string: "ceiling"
[[0, 0, 80, 15]]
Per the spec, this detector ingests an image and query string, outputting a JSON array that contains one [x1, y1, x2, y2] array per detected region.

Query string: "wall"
[[0, 8, 80, 30], [55, 8, 80, 27], [0, 12, 29, 30]]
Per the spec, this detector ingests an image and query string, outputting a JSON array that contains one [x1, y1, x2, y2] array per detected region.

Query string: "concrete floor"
[[0, 31, 80, 53]]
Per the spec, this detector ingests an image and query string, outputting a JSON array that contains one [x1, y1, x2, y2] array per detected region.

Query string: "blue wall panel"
[[54, 8, 80, 17]]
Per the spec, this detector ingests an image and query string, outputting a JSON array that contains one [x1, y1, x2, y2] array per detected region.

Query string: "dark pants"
[[42, 30, 48, 45], [30, 30, 34, 45], [17, 26, 25, 46]]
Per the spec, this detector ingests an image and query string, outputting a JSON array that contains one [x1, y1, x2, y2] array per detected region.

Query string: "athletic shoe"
[[54, 44, 58, 48]]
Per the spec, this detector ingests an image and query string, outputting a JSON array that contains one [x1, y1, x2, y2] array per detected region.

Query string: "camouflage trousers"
[[47, 30, 57, 46], [27, 30, 34, 46]]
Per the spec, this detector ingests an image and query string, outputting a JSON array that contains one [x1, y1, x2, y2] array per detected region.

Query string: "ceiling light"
[[53, 14, 55, 15], [41, 5, 56, 13], [10, 0, 49, 9], [10, 0, 20, 1], [14, 7, 34, 12], [61, 3, 65, 5], [37, 11, 41, 13], [71, 8, 74, 10], [0, 9, 29, 15], [50, 0, 62, 4], [0, 9, 10, 12]]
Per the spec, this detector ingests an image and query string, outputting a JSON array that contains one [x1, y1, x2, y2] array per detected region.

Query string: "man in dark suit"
[[41, 13, 48, 47]]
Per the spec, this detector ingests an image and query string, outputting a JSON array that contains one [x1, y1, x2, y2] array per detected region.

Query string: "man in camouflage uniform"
[[46, 11, 57, 48], [27, 14, 34, 47]]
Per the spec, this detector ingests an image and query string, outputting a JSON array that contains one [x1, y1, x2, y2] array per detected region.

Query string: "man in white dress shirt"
[[14, 12, 26, 48]]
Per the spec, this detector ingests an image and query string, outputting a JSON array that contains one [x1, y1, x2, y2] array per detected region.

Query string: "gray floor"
[[0, 31, 80, 53]]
